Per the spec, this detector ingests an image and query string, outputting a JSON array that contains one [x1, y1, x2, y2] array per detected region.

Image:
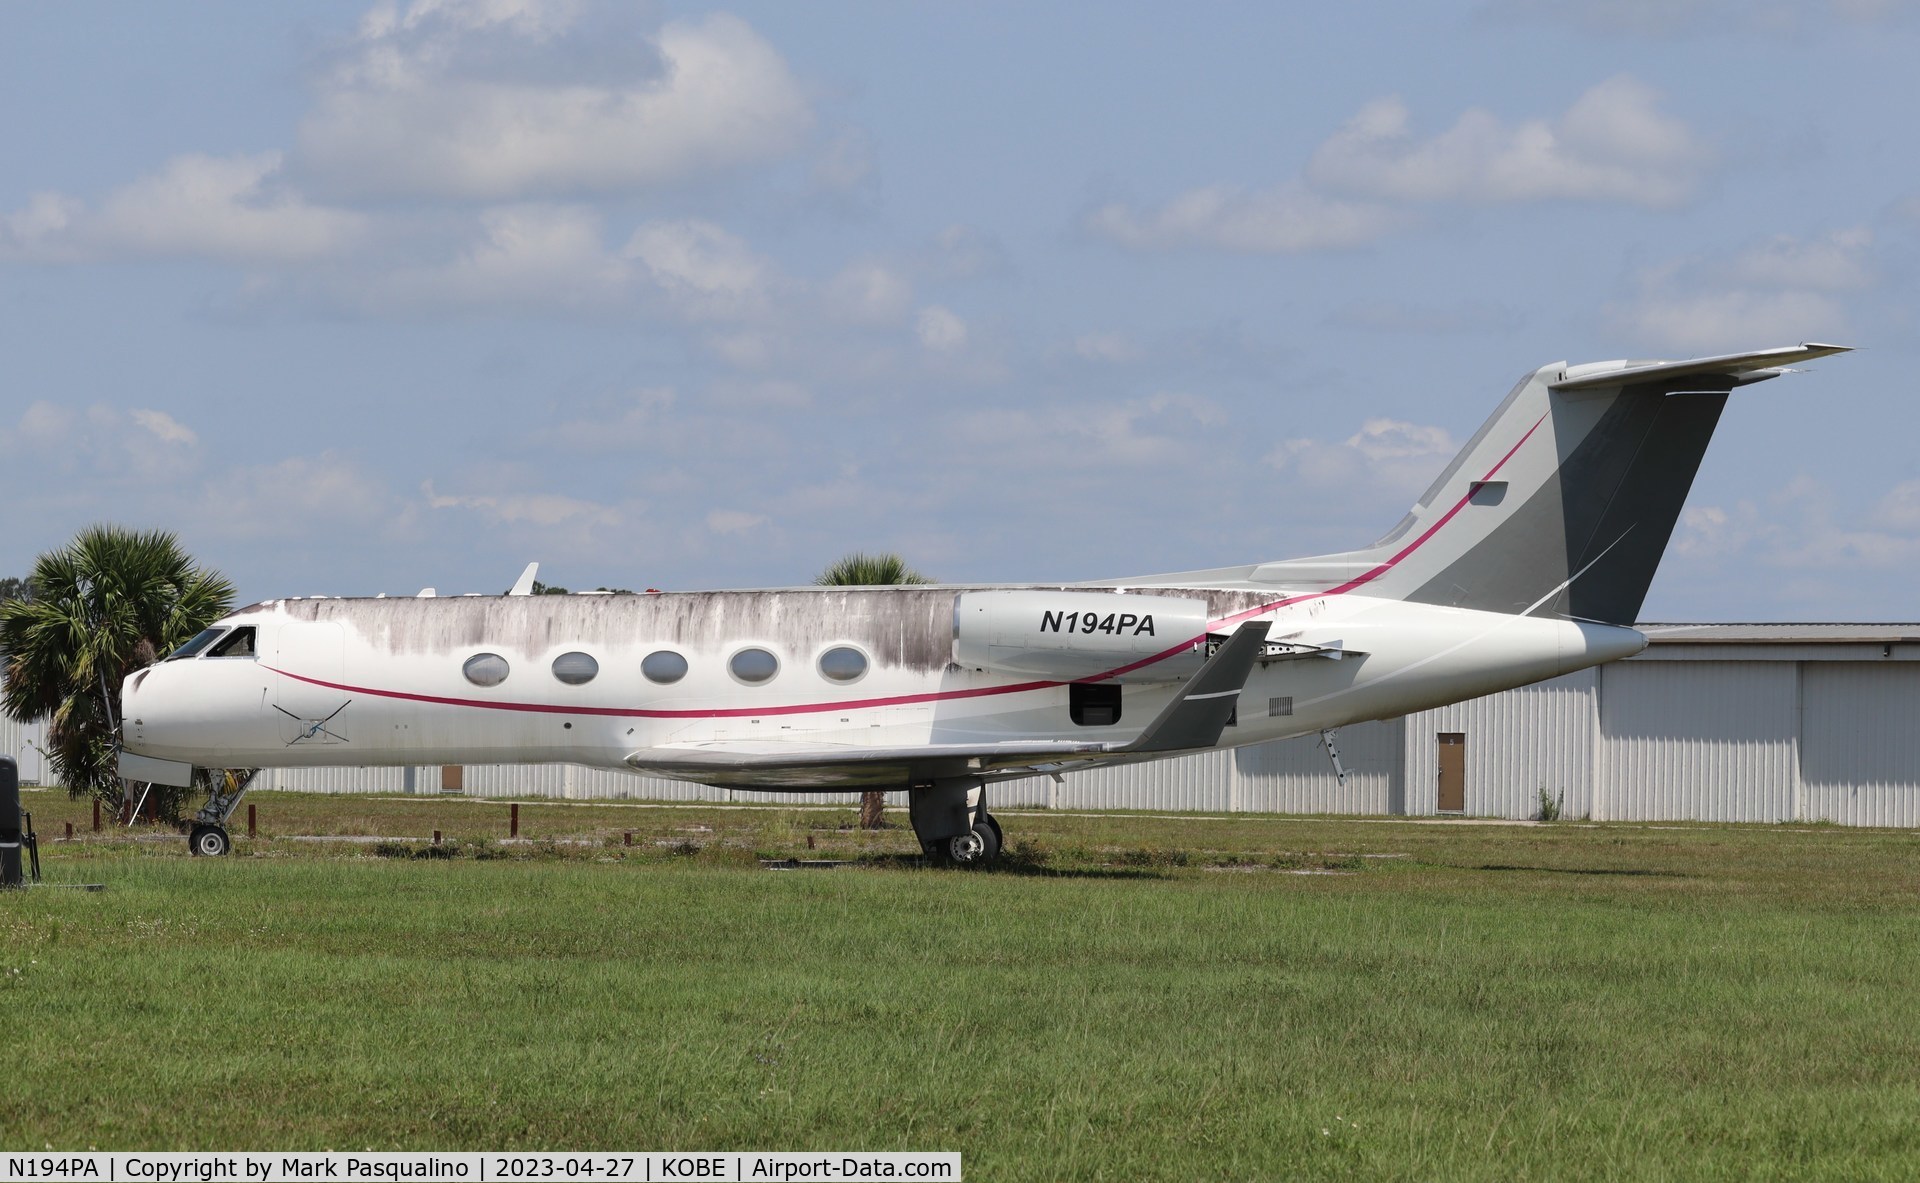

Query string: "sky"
[[2, 0, 1917, 619]]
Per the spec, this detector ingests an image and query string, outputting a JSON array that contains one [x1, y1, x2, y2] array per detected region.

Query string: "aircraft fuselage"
[[121, 585, 1644, 787]]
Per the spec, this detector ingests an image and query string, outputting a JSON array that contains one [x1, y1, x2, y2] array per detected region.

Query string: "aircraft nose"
[[121, 667, 155, 747]]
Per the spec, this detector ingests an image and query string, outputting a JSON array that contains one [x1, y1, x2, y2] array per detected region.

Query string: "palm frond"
[[814, 552, 934, 587]]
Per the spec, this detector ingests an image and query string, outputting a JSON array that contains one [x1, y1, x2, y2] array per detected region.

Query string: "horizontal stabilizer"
[[1551, 343, 1851, 392]]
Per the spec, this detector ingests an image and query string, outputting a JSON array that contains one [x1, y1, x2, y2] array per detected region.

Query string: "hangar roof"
[[1633, 623, 1920, 661], [1640, 623, 1920, 643]]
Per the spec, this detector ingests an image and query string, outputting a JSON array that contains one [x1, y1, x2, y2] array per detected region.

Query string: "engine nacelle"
[[952, 590, 1210, 683]]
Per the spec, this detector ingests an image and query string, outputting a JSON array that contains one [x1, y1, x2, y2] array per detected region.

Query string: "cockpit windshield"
[[207, 626, 256, 658], [164, 628, 226, 661]]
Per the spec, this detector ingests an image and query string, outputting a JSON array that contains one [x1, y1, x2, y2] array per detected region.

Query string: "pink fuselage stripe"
[[270, 414, 1549, 722]]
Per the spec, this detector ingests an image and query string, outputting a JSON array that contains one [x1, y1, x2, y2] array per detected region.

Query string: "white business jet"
[[120, 343, 1849, 861]]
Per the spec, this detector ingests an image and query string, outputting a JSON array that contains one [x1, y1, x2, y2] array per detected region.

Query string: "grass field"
[[4, 788, 1919, 1181]]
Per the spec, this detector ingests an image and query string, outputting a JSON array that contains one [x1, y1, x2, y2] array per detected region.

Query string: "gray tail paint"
[[1122, 344, 1850, 625]]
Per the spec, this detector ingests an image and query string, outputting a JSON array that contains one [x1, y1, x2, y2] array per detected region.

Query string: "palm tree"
[[1, 526, 233, 818], [813, 552, 934, 588], [815, 552, 932, 828]]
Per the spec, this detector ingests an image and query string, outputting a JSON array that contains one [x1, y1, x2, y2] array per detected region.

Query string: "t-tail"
[[1129, 343, 1851, 624]]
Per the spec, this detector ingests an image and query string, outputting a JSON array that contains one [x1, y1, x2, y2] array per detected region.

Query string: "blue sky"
[[2, 0, 1916, 618]]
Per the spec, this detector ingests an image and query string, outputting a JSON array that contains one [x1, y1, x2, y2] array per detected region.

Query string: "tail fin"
[[1245, 343, 1850, 624]]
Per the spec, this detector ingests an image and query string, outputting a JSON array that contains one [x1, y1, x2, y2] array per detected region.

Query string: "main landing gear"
[[909, 779, 1003, 866], [186, 768, 257, 857]]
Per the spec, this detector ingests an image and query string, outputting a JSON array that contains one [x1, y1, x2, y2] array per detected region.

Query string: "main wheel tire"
[[189, 824, 231, 858], [982, 811, 1004, 852], [944, 818, 1001, 866]]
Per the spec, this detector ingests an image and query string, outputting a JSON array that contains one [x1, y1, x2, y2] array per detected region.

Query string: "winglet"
[[508, 562, 540, 597], [1117, 621, 1272, 755]]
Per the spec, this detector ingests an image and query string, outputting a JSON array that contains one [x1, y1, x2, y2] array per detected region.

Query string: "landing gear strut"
[[909, 779, 1003, 866], [186, 768, 257, 857]]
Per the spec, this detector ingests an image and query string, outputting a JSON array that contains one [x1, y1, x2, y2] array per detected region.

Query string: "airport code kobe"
[[1039, 611, 1156, 637]]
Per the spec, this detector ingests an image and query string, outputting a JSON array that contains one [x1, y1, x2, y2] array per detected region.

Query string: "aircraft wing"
[[623, 622, 1275, 790], [625, 739, 1118, 789]]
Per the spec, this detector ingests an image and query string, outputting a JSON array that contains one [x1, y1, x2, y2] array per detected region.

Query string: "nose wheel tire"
[[942, 814, 1002, 866], [188, 824, 232, 858]]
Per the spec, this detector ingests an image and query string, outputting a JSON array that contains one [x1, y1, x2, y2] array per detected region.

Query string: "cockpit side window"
[[207, 626, 257, 659], [164, 628, 226, 661]]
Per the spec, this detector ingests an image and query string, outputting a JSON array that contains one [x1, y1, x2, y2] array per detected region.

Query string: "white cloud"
[[423, 480, 620, 527], [2, 402, 209, 483], [1306, 76, 1707, 207], [534, 386, 678, 453], [825, 261, 913, 325], [705, 508, 769, 534], [624, 219, 775, 320], [1726, 227, 1874, 291], [130, 409, 199, 447], [358, 0, 585, 42], [916, 305, 968, 351], [298, 10, 814, 200], [0, 153, 365, 264], [374, 203, 629, 309], [1875, 479, 1920, 532], [1085, 183, 1401, 253], [956, 392, 1224, 470], [928, 224, 1010, 279], [1614, 289, 1849, 354], [1676, 477, 1920, 573], [1071, 332, 1143, 363], [199, 453, 402, 540], [1265, 418, 1460, 506], [810, 130, 875, 194], [1608, 227, 1869, 352], [15, 401, 75, 444]]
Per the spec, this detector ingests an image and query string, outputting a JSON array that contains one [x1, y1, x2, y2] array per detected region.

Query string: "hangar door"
[[1801, 663, 1920, 827], [1599, 660, 1796, 822]]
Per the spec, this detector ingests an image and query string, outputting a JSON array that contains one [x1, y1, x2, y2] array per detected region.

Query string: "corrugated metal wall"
[[1598, 661, 1797, 822], [1234, 722, 1401, 814], [0, 711, 45, 784], [1801, 663, 1920, 827], [1406, 669, 1597, 819]]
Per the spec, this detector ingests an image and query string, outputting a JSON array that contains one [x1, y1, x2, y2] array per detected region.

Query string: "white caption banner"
[[0, 1153, 961, 1183]]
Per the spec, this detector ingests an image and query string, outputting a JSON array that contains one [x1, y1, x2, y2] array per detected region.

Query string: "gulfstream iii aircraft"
[[120, 343, 1849, 861]]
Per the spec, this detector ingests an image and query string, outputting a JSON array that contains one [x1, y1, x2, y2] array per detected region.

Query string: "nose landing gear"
[[185, 768, 257, 857]]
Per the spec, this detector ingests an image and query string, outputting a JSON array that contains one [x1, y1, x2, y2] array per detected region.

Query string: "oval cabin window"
[[551, 651, 598, 685], [463, 653, 510, 687], [641, 650, 688, 684], [729, 647, 779, 684], [817, 646, 868, 683]]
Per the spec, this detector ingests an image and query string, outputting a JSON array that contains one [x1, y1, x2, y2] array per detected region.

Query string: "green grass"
[[4, 789, 1920, 1181]]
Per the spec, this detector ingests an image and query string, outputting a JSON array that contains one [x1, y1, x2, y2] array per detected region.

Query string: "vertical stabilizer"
[[1168, 344, 1849, 624]]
